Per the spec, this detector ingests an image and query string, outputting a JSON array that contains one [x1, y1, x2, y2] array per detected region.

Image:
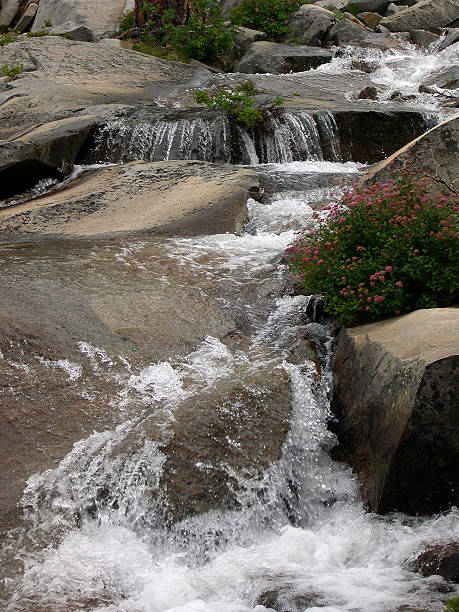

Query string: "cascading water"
[[3, 159, 458, 611], [2, 38, 458, 612], [86, 110, 342, 166]]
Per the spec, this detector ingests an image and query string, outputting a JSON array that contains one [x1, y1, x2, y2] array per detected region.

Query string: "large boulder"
[[363, 112, 459, 192], [0, 160, 259, 239], [235, 41, 332, 74], [380, 0, 459, 32], [286, 4, 336, 45], [328, 19, 369, 44], [31, 0, 125, 38], [331, 308, 459, 515]]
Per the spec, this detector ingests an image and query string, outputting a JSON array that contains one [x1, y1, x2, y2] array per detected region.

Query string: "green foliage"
[[117, 9, 135, 33], [163, 0, 237, 62], [132, 33, 182, 61], [285, 173, 459, 325], [345, 2, 359, 17], [1, 63, 23, 78], [444, 596, 459, 612], [44, 19, 53, 27], [333, 9, 346, 21], [195, 80, 266, 126], [0, 30, 18, 45], [141, 2, 156, 15], [230, 0, 302, 42]]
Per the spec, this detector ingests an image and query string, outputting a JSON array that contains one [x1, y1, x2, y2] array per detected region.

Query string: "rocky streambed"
[[0, 10, 459, 612]]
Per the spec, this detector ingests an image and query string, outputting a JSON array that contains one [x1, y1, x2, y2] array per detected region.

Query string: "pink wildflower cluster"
[[284, 172, 459, 325]]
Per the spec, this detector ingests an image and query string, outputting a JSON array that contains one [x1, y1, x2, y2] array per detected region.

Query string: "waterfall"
[[86, 111, 342, 166]]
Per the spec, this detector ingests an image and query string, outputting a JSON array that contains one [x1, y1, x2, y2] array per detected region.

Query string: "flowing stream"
[[1, 39, 459, 612]]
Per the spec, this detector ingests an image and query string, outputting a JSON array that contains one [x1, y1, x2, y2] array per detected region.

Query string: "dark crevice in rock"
[[0, 159, 63, 199]]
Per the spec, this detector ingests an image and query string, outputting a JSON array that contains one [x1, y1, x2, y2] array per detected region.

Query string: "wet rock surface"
[[0, 160, 258, 239], [409, 542, 459, 581], [331, 308, 459, 514], [0, 230, 294, 541]]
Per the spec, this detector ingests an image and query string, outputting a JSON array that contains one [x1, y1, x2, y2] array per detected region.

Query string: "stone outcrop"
[[31, 0, 125, 38], [233, 26, 267, 56], [421, 66, 459, 90], [437, 27, 459, 51], [14, 2, 38, 33], [0, 0, 19, 31], [380, 0, 459, 32], [331, 308, 459, 515], [328, 19, 369, 45], [0, 114, 106, 199], [286, 4, 336, 45], [0, 37, 211, 140], [0, 160, 259, 239], [235, 41, 332, 74], [363, 112, 459, 192], [410, 29, 440, 49]]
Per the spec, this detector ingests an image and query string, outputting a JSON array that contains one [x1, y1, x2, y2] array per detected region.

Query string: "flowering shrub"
[[231, 0, 302, 41], [284, 174, 459, 325]]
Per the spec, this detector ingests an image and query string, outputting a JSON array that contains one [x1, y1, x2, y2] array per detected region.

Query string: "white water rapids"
[[2, 40, 459, 612]]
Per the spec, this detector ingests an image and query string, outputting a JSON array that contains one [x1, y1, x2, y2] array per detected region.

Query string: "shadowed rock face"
[[331, 308, 459, 515], [363, 113, 459, 190]]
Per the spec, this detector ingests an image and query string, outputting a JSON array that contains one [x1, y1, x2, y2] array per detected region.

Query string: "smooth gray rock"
[[233, 26, 267, 56], [50, 21, 97, 42], [0, 37, 211, 140], [380, 0, 459, 32], [331, 308, 459, 514], [0, 0, 19, 30], [420, 65, 459, 89], [363, 113, 459, 193], [31, 0, 125, 37], [437, 27, 459, 50], [0, 114, 104, 199], [328, 19, 368, 44], [314, 0, 348, 10], [287, 4, 336, 45], [235, 41, 332, 74], [410, 29, 440, 48], [0, 160, 259, 238], [385, 2, 405, 16]]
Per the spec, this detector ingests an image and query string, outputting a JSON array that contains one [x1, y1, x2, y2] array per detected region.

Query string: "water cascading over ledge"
[[80, 110, 343, 166], [79, 108, 432, 167]]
